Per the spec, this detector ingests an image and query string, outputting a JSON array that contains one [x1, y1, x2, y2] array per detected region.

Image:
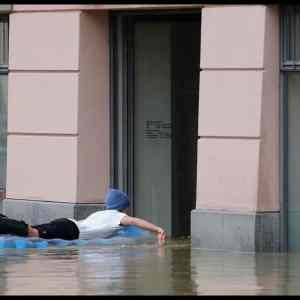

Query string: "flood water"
[[0, 238, 298, 295]]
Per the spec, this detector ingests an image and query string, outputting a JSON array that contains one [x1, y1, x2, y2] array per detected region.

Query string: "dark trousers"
[[0, 213, 28, 237], [33, 219, 79, 240], [0, 214, 79, 240]]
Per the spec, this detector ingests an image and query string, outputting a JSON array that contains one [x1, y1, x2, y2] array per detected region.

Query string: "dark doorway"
[[110, 11, 201, 237]]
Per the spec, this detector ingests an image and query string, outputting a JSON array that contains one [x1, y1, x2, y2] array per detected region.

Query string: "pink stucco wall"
[[7, 10, 111, 204], [198, 70, 263, 137], [6, 4, 280, 212], [8, 72, 79, 134], [257, 6, 279, 211], [200, 6, 265, 69], [7, 11, 81, 203], [9, 12, 80, 70], [197, 5, 279, 212], [197, 139, 260, 210], [77, 11, 110, 203], [6, 135, 78, 202]]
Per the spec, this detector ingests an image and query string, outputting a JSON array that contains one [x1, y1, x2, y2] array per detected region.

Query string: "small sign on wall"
[[144, 120, 171, 139]]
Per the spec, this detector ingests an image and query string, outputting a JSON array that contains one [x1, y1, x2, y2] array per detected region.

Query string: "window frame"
[[280, 5, 300, 251], [0, 14, 8, 70], [281, 5, 300, 70], [0, 13, 8, 197]]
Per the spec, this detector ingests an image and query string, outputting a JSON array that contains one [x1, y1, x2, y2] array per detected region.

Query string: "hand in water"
[[157, 245, 165, 257], [157, 228, 166, 245]]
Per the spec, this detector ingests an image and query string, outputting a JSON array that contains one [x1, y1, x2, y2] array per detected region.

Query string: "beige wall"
[[7, 11, 110, 204], [199, 70, 263, 137], [9, 12, 80, 70], [197, 139, 260, 210], [77, 11, 109, 202], [6, 4, 280, 212], [8, 73, 79, 134], [6, 136, 78, 202], [257, 6, 279, 211], [200, 6, 265, 69], [197, 5, 279, 212]]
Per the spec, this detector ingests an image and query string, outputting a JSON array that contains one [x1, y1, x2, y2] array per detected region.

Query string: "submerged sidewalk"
[[0, 239, 297, 295]]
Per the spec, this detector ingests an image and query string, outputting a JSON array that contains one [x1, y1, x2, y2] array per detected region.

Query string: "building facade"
[[0, 4, 295, 252]]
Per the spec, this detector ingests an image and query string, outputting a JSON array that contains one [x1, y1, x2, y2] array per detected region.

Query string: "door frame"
[[0, 14, 8, 197], [279, 5, 300, 252], [280, 71, 288, 252], [109, 9, 201, 222]]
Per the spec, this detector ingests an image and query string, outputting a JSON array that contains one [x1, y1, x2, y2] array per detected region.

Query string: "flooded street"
[[0, 239, 298, 295]]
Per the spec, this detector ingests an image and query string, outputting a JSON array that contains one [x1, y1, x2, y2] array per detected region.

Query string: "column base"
[[1, 198, 105, 225], [191, 209, 280, 252]]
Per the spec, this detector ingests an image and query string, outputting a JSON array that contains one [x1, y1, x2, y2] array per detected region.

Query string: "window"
[[281, 5, 300, 251], [0, 15, 8, 66], [0, 15, 8, 193], [281, 5, 300, 69]]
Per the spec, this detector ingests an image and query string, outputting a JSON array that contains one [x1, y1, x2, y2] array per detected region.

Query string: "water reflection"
[[0, 248, 82, 295], [76, 241, 197, 295], [0, 240, 298, 295], [191, 250, 289, 295]]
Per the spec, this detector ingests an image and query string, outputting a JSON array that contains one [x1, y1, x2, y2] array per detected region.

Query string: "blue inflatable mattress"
[[0, 226, 154, 249]]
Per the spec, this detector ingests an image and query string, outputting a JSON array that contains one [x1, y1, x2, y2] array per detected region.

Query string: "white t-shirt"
[[68, 210, 126, 240]]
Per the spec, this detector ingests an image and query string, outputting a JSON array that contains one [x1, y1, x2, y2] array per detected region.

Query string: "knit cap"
[[105, 188, 129, 210]]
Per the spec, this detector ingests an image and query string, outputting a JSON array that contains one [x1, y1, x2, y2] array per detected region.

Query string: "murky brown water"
[[0, 238, 298, 295]]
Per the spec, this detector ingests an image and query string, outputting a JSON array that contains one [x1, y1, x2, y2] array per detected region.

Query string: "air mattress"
[[0, 226, 153, 249]]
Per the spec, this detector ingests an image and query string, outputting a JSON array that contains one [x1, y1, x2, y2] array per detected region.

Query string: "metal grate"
[[0, 15, 8, 67], [281, 5, 300, 70]]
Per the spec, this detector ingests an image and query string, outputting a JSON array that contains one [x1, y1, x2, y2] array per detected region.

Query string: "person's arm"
[[120, 215, 166, 245]]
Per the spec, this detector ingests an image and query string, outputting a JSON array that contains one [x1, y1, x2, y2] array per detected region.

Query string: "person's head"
[[105, 188, 129, 212]]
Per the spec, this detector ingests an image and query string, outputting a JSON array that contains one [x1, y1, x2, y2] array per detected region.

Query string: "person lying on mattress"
[[0, 189, 166, 245]]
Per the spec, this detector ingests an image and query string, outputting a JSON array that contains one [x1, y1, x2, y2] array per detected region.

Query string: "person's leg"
[[0, 214, 34, 237], [33, 218, 79, 240], [0, 215, 78, 240]]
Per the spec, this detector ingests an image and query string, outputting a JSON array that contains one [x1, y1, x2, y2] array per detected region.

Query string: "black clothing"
[[0, 214, 28, 237], [0, 214, 79, 240], [33, 218, 79, 240]]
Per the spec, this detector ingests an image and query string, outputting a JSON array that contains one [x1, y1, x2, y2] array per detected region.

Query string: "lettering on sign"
[[144, 120, 171, 139]]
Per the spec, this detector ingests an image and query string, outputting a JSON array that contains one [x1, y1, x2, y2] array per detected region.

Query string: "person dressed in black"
[[0, 213, 79, 240]]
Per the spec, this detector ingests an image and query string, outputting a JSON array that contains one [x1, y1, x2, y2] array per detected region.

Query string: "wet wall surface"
[[0, 239, 297, 295]]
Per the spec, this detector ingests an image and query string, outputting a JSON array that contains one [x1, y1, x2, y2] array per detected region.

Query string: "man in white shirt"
[[67, 188, 166, 244], [0, 189, 167, 245]]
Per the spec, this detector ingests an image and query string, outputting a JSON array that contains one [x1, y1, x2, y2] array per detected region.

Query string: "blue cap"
[[105, 188, 129, 210]]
